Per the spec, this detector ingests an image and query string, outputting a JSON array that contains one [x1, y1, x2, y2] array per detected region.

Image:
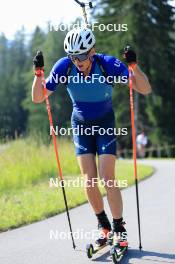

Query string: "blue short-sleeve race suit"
[[46, 54, 129, 155]]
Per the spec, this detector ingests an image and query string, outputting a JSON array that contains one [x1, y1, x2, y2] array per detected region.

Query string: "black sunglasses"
[[68, 50, 91, 62]]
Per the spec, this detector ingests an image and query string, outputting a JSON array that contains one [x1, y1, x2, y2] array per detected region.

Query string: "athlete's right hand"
[[33, 51, 44, 69], [123, 46, 137, 64]]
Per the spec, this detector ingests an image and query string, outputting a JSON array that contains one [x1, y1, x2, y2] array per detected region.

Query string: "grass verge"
[[0, 139, 153, 231]]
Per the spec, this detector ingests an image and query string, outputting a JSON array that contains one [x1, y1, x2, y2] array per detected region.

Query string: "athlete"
[[32, 27, 151, 247]]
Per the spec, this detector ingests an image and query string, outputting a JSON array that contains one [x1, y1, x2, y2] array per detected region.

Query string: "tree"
[[92, 0, 175, 148], [0, 29, 28, 139]]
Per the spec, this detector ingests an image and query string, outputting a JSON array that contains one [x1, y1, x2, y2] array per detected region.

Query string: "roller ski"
[[110, 219, 128, 263], [110, 237, 128, 263], [86, 228, 113, 258], [86, 211, 113, 258]]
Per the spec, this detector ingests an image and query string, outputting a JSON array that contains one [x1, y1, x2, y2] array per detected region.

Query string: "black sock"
[[96, 210, 111, 230], [113, 217, 123, 225], [112, 217, 126, 233], [96, 210, 107, 221]]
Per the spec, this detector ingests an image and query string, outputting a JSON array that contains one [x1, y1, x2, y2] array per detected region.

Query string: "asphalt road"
[[0, 159, 175, 264]]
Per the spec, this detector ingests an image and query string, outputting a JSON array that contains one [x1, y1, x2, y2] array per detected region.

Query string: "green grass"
[[0, 139, 154, 231], [0, 138, 80, 191]]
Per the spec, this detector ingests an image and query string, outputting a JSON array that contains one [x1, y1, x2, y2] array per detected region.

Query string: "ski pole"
[[128, 66, 142, 250], [40, 70, 76, 250], [74, 0, 93, 26]]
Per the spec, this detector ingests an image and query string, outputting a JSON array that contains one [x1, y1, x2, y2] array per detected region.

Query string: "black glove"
[[123, 45, 137, 64], [33, 51, 44, 69]]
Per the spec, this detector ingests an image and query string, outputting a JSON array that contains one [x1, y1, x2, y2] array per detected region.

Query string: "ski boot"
[[110, 219, 128, 263], [86, 213, 111, 259]]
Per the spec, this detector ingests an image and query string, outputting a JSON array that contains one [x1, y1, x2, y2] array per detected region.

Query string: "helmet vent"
[[86, 33, 90, 39], [77, 36, 82, 44], [80, 43, 86, 50], [74, 33, 78, 45], [71, 34, 74, 49], [88, 39, 92, 45]]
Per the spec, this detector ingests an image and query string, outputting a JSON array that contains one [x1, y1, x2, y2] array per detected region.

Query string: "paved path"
[[0, 160, 175, 264]]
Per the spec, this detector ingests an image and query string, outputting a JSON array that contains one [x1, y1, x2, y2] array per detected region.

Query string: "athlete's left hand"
[[123, 46, 137, 64]]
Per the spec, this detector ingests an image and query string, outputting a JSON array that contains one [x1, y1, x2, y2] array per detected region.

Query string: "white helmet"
[[64, 27, 96, 55]]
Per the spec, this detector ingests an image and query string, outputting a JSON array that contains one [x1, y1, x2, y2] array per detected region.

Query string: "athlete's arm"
[[32, 51, 53, 103], [123, 46, 151, 95], [32, 52, 71, 103], [130, 65, 151, 95], [32, 76, 53, 103]]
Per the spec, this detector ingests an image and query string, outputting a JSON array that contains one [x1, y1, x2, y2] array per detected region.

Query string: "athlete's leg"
[[98, 154, 123, 219], [77, 153, 112, 247], [72, 118, 111, 237], [77, 154, 104, 214]]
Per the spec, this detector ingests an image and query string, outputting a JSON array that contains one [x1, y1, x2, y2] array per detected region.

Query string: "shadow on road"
[[92, 249, 111, 262], [91, 248, 175, 263]]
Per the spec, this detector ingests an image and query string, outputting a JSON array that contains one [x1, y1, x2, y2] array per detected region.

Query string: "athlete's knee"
[[83, 173, 98, 188], [99, 169, 115, 181], [98, 159, 115, 180], [100, 175, 118, 189]]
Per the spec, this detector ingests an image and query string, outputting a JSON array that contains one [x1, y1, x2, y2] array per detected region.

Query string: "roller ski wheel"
[[110, 240, 128, 263], [86, 244, 94, 259], [86, 242, 108, 259], [86, 228, 112, 259]]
